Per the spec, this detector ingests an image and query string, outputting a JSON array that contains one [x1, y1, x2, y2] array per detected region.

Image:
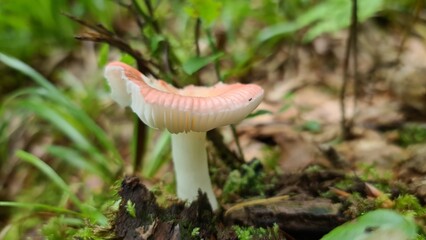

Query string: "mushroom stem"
[[171, 131, 218, 210]]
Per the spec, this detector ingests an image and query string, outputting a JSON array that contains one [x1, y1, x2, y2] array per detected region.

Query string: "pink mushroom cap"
[[104, 62, 264, 133]]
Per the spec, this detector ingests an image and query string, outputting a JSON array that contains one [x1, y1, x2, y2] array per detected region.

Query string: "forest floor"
[[109, 21, 426, 240]]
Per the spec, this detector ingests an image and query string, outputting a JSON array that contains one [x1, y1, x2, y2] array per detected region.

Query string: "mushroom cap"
[[104, 62, 264, 133]]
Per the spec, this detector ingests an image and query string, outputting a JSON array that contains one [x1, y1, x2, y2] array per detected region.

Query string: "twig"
[[339, 0, 358, 140], [133, 116, 147, 174], [207, 129, 244, 169], [206, 29, 223, 82], [66, 14, 158, 78], [116, 0, 146, 37], [351, 0, 359, 127], [230, 124, 245, 162], [194, 18, 202, 85], [161, 40, 176, 81], [143, 0, 161, 33], [195, 18, 201, 56]]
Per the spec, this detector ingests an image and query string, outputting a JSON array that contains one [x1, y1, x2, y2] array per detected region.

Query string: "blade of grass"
[[16, 150, 82, 208], [47, 145, 111, 181], [143, 130, 171, 178], [15, 98, 116, 175], [0, 53, 123, 164], [16, 99, 93, 152], [0, 201, 80, 215], [16, 150, 108, 225], [0, 52, 67, 104]]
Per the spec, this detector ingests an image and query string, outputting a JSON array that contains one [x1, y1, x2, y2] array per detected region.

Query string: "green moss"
[[233, 223, 280, 240], [222, 160, 273, 202], [344, 193, 378, 218], [334, 178, 354, 190], [73, 227, 108, 240], [305, 164, 325, 173], [261, 145, 281, 172], [125, 200, 136, 218], [357, 163, 393, 182], [191, 227, 200, 237], [399, 124, 426, 147], [394, 194, 426, 216]]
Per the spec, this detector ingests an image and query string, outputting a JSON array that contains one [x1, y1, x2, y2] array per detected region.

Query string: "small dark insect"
[[248, 98, 252, 101], [364, 226, 379, 233]]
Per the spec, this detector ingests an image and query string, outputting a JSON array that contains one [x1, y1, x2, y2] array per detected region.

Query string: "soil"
[[111, 164, 421, 240]]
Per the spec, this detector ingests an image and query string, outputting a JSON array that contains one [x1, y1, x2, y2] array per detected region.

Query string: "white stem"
[[171, 132, 218, 210]]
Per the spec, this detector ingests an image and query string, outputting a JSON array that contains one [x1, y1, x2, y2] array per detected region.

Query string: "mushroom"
[[104, 62, 264, 210]]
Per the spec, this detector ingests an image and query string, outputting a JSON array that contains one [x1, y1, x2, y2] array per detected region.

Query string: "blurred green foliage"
[[0, 0, 116, 59], [399, 123, 426, 147], [258, 0, 385, 42]]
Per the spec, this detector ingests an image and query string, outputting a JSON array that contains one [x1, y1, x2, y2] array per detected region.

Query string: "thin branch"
[[143, 0, 161, 33], [339, 40, 350, 140], [193, 18, 202, 85], [133, 117, 147, 174], [230, 124, 245, 162], [66, 14, 158, 78], [206, 29, 223, 82], [65, 13, 113, 36], [351, 0, 359, 126], [207, 129, 244, 169], [161, 41, 178, 84], [116, 0, 146, 35], [195, 18, 201, 56], [339, 0, 358, 140]]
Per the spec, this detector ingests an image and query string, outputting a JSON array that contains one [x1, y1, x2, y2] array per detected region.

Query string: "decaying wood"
[[114, 177, 165, 240], [224, 197, 345, 235], [113, 176, 216, 240]]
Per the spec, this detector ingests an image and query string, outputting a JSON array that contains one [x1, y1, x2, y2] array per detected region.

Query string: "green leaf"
[[150, 34, 165, 53], [120, 54, 136, 66], [257, 22, 301, 43], [301, 120, 322, 133], [279, 92, 294, 113], [321, 209, 417, 240], [97, 43, 109, 67], [246, 109, 273, 119], [182, 52, 224, 75], [185, 0, 222, 25]]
